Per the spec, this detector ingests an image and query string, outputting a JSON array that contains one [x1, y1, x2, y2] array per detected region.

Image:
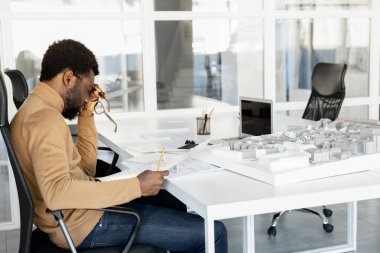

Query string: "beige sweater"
[[10, 83, 141, 248]]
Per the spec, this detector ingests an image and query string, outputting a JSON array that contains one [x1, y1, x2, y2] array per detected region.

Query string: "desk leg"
[[295, 202, 358, 253], [243, 215, 255, 253], [347, 201, 357, 251], [205, 218, 215, 253]]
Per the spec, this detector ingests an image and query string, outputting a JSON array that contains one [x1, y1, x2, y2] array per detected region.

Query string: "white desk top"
[[164, 169, 380, 220], [96, 111, 314, 160], [95, 112, 380, 253], [95, 112, 380, 218]]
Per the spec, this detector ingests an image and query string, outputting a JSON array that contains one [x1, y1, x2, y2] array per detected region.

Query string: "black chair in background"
[[4, 69, 119, 177], [267, 62, 347, 236], [4, 69, 29, 109], [302, 62, 347, 121], [0, 71, 164, 252]]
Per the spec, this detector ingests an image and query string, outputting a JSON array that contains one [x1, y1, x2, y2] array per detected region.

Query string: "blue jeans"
[[78, 203, 228, 253]]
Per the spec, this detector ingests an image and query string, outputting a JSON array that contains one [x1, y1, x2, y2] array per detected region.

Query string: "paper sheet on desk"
[[97, 140, 219, 181], [97, 158, 220, 181], [121, 128, 196, 153]]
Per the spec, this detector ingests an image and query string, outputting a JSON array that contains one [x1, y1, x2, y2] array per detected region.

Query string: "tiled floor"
[[2, 200, 380, 252]]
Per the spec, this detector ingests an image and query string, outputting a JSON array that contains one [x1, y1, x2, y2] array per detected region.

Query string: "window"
[[1, 0, 379, 116], [10, 11, 143, 112], [155, 19, 263, 109], [276, 18, 370, 102], [10, 0, 140, 12], [154, 0, 262, 12], [276, 0, 370, 10]]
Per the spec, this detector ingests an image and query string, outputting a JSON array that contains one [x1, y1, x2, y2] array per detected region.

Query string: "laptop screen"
[[240, 97, 273, 137]]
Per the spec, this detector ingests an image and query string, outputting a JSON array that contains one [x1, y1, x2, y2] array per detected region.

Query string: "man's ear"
[[62, 70, 75, 87]]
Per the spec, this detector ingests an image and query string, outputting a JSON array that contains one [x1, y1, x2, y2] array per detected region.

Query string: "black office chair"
[[4, 69, 119, 177], [268, 62, 347, 236], [302, 62, 347, 121], [4, 69, 29, 109], [0, 71, 164, 253]]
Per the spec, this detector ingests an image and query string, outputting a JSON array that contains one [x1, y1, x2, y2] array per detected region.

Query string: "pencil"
[[208, 108, 215, 117], [198, 109, 205, 133], [156, 147, 165, 171]]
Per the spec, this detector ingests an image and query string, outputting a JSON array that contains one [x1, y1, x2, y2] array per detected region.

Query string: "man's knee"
[[215, 220, 227, 239]]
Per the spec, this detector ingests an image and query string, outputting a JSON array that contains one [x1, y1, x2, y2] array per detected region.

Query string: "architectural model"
[[220, 118, 380, 163], [200, 118, 380, 185]]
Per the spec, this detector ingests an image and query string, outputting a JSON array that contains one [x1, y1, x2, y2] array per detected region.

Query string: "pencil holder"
[[196, 116, 211, 135]]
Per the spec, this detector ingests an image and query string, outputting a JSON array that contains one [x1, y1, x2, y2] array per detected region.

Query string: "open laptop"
[[239, 96, 273, 137], [214, 97, 272, 143]]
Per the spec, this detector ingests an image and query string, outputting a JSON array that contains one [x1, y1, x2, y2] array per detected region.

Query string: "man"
[[10, 39, 227, 252]]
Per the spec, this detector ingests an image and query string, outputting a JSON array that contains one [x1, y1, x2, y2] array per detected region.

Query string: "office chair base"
[[267, 208, 334, 236]]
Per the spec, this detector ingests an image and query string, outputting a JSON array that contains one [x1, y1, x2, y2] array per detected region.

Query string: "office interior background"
[[1, 0, 380, 252]]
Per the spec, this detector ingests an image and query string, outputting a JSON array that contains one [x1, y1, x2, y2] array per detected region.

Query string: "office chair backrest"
[[0, 71, 34, 253], [302, 62, 347, 121], [4, 69, 29, 109]]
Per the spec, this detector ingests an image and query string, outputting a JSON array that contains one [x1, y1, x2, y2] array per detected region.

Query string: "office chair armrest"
[[98, 147, 113, 151], [47, 206, 141, 253]]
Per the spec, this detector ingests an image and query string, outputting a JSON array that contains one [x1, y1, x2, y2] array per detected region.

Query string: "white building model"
[[226, 118, 380, 162], [205, 118, 380, 185]]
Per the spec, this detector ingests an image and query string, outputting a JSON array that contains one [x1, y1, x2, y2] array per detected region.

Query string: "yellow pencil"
[[208, 107, 215, 117], [156, 147, 165, 171]]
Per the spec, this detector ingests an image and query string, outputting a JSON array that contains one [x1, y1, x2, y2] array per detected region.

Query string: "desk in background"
[[96, 112, 380, 253]]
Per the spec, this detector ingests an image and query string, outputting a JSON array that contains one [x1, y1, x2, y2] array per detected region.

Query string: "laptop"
[[213, 97, 272, 143], [239, 96, 273, 138]]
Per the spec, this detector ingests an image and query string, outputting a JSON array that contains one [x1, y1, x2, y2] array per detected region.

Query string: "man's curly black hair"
[[39, 39, 99, 82]]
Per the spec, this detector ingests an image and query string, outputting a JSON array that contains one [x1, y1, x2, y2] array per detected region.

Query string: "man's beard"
[[62, 80, 83, 120]]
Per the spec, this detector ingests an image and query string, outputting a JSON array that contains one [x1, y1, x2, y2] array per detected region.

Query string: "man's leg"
[[130, 189, 187, 212], [78, 203, 227, 253], [96, 160, 187, 212]]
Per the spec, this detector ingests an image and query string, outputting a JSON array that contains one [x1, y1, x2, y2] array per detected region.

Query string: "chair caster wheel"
[[323, 208, 333, 217], [323, 223, 334, 233], [267, 226, 277, 236]]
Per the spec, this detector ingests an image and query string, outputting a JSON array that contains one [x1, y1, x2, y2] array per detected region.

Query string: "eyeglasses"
[[94, 99, 118, 133]]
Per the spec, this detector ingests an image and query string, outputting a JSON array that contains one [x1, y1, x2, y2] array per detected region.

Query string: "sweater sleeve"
[[26, 109, 141, 210], [75, 114, 98, 177]]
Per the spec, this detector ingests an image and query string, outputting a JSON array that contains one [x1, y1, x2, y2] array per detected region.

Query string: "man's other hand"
[[137, 170, 169, 196]]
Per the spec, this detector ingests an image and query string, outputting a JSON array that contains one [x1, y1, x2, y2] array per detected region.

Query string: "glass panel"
[[276, 18, 369, 102], [11, 19, 144, 112], [154, 0, 262, 12], [276, 0, 370, 10], [0, 136, 12, 223], [278, 109, 304, 119], [278, 105, 368, 120], [11, 0, 140, 12], [339, 105, 368, 119], [155, 19, 263, 110]]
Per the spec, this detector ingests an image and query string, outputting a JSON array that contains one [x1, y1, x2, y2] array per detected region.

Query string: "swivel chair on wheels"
[[267, 62, 347, 236], [0, 70, 164, 252]]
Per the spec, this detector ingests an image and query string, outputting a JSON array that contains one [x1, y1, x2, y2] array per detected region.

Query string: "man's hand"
[[137, 170, 169, 196], [80, 84, 106, 117]]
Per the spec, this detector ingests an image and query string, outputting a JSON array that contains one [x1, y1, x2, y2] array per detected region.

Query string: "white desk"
[[96, 112, 380, 253]]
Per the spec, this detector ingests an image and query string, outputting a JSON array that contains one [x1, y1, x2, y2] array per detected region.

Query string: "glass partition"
[[276, 18, 370, 102], [276, 0, 370, 10], [339, 105, 368, 119], [11, 19, 144, 112], [279, 105, 369, 120], [155, 19, 263, 110], [10, 0, 141, 12], [155, 0, 262, 12]]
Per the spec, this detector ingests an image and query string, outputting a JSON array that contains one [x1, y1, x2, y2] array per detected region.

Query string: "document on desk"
[[121, 128, 196, 154], [97, 140, 218, 181]]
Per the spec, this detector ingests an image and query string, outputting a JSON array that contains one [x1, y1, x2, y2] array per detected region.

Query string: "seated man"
[[10, 39, 227, 252]]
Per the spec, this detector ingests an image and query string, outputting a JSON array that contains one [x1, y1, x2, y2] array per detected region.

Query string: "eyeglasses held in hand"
[[94, 99, 118, 133]]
